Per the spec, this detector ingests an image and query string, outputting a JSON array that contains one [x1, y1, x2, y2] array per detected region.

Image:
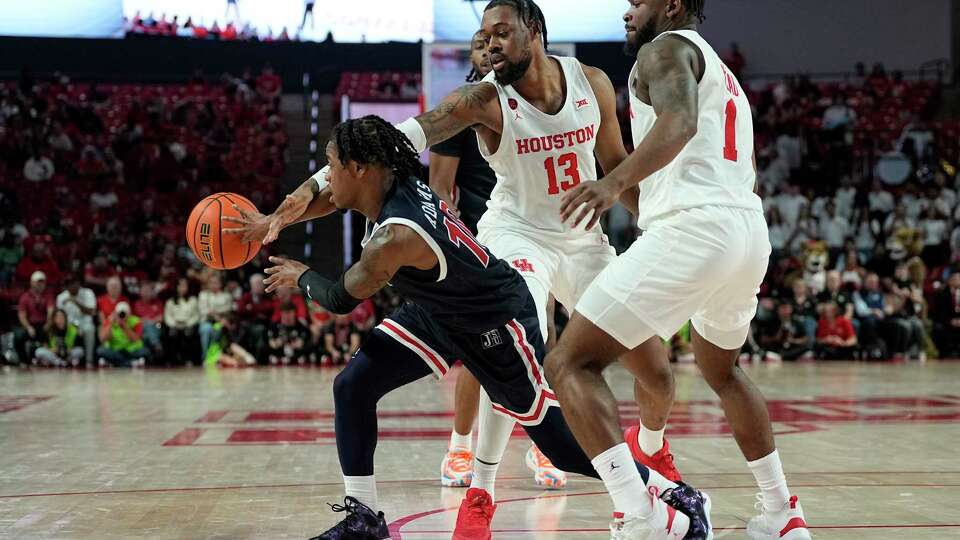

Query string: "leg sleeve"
[[334, 305, 458, 476]]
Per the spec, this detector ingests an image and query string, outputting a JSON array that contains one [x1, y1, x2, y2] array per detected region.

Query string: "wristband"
[[395, 118, 427, 154], [311, 165, 330, 192]]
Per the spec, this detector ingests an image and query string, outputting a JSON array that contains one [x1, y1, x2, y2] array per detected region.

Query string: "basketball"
[[185, 193, 261, 270]]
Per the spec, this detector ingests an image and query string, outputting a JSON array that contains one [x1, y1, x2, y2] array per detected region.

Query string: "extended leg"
[[333, 342, 434, 510]]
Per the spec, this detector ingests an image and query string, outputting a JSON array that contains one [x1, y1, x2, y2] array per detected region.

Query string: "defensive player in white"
[[544, 1, 811, 539], [393, 1, 685, 534]]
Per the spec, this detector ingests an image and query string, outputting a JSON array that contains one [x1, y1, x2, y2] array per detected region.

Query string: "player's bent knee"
[[332, 352, 374, 407]]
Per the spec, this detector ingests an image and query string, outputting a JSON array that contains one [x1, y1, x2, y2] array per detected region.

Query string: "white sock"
[[450, 429, 472, 452], [343, 475, 378, 512], [592, 443, 653, 517], [747, 449, 791, 513], [470, 458, 500, 500], [468, 390, 513, 501], [638, 422, 665, 455]]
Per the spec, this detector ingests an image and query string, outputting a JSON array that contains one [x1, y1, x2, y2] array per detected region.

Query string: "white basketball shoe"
[[746, 494, 811, 539]]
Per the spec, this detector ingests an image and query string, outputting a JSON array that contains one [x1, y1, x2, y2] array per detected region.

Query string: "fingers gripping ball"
[[186, 193, 262, 269]]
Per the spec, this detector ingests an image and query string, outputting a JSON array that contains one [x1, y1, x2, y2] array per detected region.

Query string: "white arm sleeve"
[[310, 165, 330, 192], [395, 118, 427, 154]]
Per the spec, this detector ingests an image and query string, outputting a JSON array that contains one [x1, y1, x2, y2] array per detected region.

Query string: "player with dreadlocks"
[[430, 29, 569, 494], [243, 116, 710, 540], [538, 1, 811, 539]]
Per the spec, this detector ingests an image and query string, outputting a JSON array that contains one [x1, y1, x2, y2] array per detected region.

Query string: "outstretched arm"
[[222, 167, 336, 244], [262, 224, 438, 314], [560, 38, 699, 227], [396, 83, 502, 154]]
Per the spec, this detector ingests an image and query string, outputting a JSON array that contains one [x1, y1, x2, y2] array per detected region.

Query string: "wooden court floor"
[[1, 361, 959, 539]]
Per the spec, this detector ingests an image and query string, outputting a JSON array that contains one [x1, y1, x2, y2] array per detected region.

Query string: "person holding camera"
[[97, 301, 149, 367]]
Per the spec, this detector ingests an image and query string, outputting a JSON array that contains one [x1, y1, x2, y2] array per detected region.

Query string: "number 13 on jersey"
[[544, 152, 581, 195]]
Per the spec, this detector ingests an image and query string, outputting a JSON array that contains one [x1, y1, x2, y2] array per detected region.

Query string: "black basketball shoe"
[[308, 496, 390, 540], [660, 482, 712, 540]]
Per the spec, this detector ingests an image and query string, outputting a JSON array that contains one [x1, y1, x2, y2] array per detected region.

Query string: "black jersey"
[[430, 128, 497, 234], [362, 177, 528, 333]]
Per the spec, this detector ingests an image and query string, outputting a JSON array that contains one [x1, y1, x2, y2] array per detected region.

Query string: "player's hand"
[[26, 325, 36, 338], [223, 194, 308, 245], [263, 256, 310, 294], [222, 204, 278, 244], [559, 181, 619, 231]]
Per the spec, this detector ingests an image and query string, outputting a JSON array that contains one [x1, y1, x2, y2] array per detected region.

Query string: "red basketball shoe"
[[624, 426, 683, 482], [452, 488, 496, 540]]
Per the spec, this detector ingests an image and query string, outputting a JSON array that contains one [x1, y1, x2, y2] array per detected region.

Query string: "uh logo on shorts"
[[481, 329, 503, 350]]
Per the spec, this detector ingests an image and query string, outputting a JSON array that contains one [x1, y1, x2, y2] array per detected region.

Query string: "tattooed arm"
[[413, 83, 503, 148], [341, 224, 437, 299], [559, 37, 700, 227], [264, 224, 438, 314]]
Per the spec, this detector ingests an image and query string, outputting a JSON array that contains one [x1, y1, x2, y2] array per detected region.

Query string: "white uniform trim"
[[377, 318, 449, 379], [490, 319, 559, 426], [365, 218, 448, 282]]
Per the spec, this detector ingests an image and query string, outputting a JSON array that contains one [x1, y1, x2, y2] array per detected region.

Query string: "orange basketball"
[[185, 192, 262, 270]]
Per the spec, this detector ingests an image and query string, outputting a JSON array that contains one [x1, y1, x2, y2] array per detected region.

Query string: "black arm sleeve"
[[297, 270, 363, 315]]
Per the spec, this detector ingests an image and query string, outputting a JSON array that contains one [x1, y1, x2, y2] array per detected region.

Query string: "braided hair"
[[683, 0, 706, 23], [330, 116, 423, 182], [484, 0, 548, 51], [466, 31, 486, 83]]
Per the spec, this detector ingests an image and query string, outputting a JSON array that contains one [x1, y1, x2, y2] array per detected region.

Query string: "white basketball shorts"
[[478, 222, 616, 341], [577, 205, 771, 350]]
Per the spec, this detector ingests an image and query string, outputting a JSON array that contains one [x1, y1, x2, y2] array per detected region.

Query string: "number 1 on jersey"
[[723, 98, 738, 162], [439, 200, 489, 267], [545, 152, 581, 195]]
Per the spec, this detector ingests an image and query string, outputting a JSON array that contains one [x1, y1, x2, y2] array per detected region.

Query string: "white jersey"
[[477, 56, 602, 235], [628, 30, 763, 229]]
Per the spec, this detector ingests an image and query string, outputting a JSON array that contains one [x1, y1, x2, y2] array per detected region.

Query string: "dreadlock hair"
[[682, 0, 706, 23], [484, 0, 548, 51], [330, 115, 424, 182]]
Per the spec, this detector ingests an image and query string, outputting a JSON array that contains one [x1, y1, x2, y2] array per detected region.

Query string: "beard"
[[493, 49, 533, 86], [623, 18, 658, 57]]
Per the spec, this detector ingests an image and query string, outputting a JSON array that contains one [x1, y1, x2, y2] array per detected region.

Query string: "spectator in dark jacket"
[[932, 270, 960, 358], [758, 301, 812, 361]]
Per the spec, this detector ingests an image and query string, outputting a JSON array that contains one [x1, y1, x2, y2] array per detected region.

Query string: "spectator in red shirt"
[[816, 301, 858, 359], [134, 280, 165, 362], [15, 242, 62, 288], [98, 276, 130, 322], [256, 66, 282, 98], [237, 273, 273, 358], [221, 22, 238, 41], [350, 298, 376, 333], [271, 286, 307, 324], [15, 271, 54, 364]]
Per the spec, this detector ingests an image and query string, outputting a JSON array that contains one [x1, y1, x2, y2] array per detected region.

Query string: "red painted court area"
[[162, 395, 960, 446], [0, 395, 53, 414]]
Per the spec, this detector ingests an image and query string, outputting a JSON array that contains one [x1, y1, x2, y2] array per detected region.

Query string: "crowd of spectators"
[[6, 58, 960, 367], [125, 12, 297, 43], [0, 68, 330, 368], [709, 63, 957, 362]]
